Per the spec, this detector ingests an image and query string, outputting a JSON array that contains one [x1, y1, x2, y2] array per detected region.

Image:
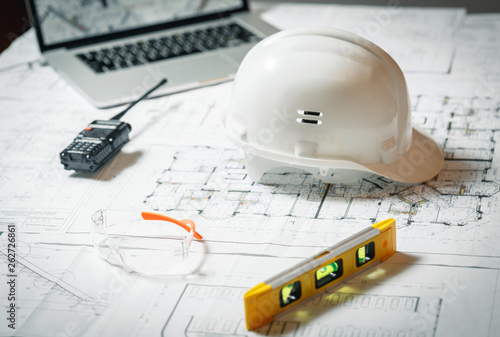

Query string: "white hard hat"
[[224, 28, 444, 183]]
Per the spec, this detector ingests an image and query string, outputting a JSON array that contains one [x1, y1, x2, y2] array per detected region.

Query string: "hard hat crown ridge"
[[225, 28, 444, 183]]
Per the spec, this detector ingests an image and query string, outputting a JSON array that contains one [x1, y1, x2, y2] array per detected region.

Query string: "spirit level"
[[244, 218, 397, 330]]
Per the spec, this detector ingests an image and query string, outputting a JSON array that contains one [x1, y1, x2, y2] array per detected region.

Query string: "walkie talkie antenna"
[[60, 78, 168, 173], [111, 78, 167, 120]]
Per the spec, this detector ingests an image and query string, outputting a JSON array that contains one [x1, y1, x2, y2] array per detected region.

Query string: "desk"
[[0, 3, 499, 337]]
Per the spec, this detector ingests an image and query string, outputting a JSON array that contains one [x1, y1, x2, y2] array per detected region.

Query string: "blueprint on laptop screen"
[[33, 0, 244, 45]]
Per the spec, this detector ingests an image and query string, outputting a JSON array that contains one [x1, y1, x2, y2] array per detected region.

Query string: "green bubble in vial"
[[316, 262, 339, 280], [358, 246, 366, 264], [281, 284, 294, 303]]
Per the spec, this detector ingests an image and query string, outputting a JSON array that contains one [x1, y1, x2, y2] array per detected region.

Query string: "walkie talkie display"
[[60, 79, 167, 173]]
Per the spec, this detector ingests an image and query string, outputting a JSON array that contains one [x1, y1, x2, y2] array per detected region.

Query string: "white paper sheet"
[[259, 3, 466, 73]]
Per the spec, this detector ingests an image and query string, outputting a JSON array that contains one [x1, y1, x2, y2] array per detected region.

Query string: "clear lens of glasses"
[[92, 209, 195, 274]]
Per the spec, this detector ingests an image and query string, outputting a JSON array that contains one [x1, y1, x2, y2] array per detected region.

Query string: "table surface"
[[0, 3, 499, 337]]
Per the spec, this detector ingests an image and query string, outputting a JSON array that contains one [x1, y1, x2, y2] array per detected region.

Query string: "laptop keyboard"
[[76, 23, 259, 74]]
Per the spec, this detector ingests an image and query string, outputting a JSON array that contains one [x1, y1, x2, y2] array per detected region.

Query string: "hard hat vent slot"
[[297, 110, 323, 117], [297, 110, 323, 125], [297, 118, 322, 125]]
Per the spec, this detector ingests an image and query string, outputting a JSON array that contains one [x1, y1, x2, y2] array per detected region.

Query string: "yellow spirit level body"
[[244, 218, 397, 330]]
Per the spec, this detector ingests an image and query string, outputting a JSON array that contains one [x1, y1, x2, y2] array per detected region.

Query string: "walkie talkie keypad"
[[60, 120, 131, 173], [59, 78, 166, 174]]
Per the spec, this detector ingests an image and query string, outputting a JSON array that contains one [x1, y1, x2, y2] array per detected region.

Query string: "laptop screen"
[[29, 0, 247, 49]]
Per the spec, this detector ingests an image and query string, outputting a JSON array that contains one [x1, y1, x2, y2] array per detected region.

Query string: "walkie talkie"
[[60, 79, 167, 173]]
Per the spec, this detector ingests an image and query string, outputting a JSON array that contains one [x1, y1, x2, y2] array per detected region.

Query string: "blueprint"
[[259, 3, 466, 73], [1, 4, 500, 337], [35, 0, 242, 45]]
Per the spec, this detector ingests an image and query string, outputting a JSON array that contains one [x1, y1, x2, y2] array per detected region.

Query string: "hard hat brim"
[[363, 127, 444, 183], [228, 126, 444, 184]]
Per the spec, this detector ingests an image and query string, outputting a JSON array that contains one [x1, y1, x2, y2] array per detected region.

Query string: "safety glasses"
[[92, 209, 202, 274]]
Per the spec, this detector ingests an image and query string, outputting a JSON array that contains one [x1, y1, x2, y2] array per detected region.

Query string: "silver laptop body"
[[26, 0, 278, 108]]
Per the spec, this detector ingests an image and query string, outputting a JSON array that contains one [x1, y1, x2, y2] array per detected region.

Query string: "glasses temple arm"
[[141, 212, 203, 240]]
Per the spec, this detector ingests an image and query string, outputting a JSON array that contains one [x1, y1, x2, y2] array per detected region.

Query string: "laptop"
[[26, 0, 278, 108]]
